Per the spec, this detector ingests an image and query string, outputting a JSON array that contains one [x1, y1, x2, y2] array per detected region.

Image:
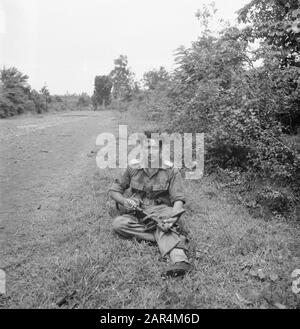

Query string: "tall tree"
[[92, 75, 112, 109], [238, 0, 300, 67], [143, 66, 170, 90], [238, 0, 300, 132], [30, 90, 46, 114], [109, 55, 134, 101], [0, 67, 31, 117], [40, 85, 51, 111], [77, 92, 91, 109]]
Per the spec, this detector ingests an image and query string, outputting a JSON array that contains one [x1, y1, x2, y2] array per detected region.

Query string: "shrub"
[[256, 186, 297, 214]]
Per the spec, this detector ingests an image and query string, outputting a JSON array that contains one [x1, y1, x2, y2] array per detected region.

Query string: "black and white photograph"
[[0, 0, 299, 312]]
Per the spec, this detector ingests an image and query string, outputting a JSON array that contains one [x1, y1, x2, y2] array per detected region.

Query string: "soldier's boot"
[[164, 261, 192, 277], [164, 248, 192, 277]]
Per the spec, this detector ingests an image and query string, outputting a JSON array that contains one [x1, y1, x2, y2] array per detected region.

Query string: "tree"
[[155, 9, 299, 181], [30, 90, 45, 114], [109, 55, 134, 101], [92, 75, 112, 109], [0, 67, 31, 117], [238, 0, 300, 67], [77, 93, 91, 109], [238, 0, 300, 132], [129, 2, 299, 216], [143, 67, 170, 90], [40, 85, 51, 111], [53, 95, 63, 103]]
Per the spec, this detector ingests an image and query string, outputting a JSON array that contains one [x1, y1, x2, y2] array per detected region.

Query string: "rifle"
[[125, 199, 185, 233]]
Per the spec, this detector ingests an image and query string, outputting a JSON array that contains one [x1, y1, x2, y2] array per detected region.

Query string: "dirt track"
[[0, 111, 117, 274]]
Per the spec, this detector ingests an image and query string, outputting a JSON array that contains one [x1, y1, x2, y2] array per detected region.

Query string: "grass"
[[0, 109, 299, 309]]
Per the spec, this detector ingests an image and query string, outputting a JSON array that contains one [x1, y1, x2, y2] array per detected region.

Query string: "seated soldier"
[[108, 131, 191, 277]]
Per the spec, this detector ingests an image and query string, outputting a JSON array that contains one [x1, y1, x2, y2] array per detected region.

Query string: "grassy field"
[[1, 110, 299, 309]]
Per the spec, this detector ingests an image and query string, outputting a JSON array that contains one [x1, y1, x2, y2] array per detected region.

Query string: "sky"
[[0, 0, 250, 95]]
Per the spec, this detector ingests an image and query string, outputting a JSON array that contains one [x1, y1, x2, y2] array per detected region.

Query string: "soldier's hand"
[[160, 218, 177, 232], [123, 198, 139, 210], [162, 217, 178, 226]]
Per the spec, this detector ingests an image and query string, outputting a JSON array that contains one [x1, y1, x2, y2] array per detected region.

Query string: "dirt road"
[[0, 111, 120, 305]]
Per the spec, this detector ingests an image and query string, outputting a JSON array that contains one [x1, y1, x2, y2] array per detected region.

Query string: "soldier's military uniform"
[[108, 159, 189, 264]]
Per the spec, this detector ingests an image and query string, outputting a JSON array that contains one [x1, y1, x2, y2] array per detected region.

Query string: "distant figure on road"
[[108, 131, 191, 277]]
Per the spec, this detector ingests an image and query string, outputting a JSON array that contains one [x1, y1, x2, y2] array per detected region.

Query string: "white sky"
[[0, 0, 250, 95]]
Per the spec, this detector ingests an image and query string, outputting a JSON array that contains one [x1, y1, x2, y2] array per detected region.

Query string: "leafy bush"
[[30, 89, 46, 113], [0, 67, 32, 117], [256, 186, 297, 214], [129, 3, 300, 215], [0, 67, 85, 117], [77, 93, 91, 109]]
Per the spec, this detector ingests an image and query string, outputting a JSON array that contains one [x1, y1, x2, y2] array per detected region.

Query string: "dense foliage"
[[109, 55, 135, 102], [238, 0, 300, 67], [0, 67, 91, 117], [77, 93, 92, 109], [92, 75, 112, 109], [129, 2, 300, 216], [0, 67, 32, 117]]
